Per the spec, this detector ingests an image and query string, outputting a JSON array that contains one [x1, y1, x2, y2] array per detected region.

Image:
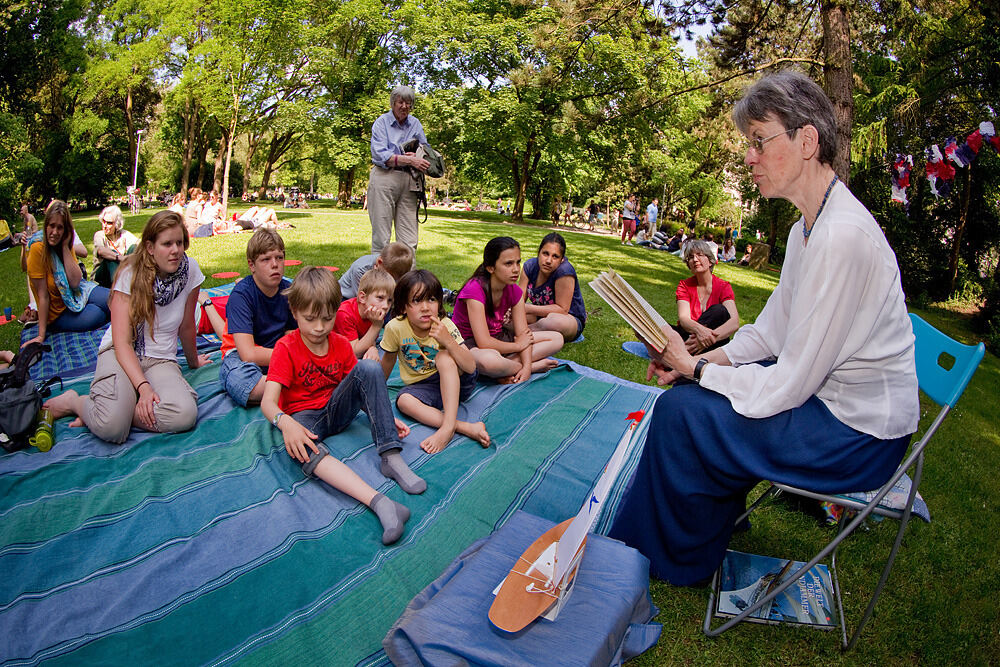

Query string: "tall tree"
[[402, 0, 683, 221]]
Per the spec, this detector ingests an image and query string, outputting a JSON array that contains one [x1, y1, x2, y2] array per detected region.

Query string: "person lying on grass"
[[451, 236, 561, 384], [259, 266, 424, 545], [380, 269, 489, 454]]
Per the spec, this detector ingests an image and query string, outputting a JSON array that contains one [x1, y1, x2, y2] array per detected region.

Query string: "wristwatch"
[[272, 411, 284, 428], [693, 358, 709, 383], [202, 299, 213, 308]]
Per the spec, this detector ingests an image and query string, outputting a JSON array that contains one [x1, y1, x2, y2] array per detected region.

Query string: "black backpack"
[[0, 342, 60, 453]]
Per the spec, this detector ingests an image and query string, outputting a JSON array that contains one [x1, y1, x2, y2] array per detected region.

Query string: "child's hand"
[[363, 302, 388, 324], [394, 417, 411, 439], [280, 418, 320, 463], [363, 345, 381, 362], [428, 317, 452, 347], [513, 330, 534, 352], [512, 364, 531, 384]]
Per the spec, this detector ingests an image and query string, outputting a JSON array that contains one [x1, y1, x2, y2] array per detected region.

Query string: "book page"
[[589, 270, 669, 351]]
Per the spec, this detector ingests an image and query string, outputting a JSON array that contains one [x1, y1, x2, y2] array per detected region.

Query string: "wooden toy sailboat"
[[488, 411, 648, 633]]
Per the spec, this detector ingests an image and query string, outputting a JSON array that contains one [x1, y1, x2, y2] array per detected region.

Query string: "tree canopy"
[[1, 0, 999, 343]]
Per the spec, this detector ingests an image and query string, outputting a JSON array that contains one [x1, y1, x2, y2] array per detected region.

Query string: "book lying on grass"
[[714, 550, 838, 629], [588, 270, 669, 352]]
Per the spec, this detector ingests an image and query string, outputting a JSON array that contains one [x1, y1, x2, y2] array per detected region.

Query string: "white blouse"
[[701, 181, 919, 440]]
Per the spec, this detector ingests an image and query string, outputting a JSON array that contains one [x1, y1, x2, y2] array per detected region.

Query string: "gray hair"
[[684, 240, 718, 269], [390, 85, 416, 107], [100, 205, 125, 232], [732, 71, 838, 167]]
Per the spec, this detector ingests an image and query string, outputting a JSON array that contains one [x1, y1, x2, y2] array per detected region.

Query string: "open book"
[[589, 270, 669, 352]]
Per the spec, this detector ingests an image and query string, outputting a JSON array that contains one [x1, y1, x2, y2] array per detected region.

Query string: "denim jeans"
[[292, 359, 403, 458], [50, 286, 111, 332]]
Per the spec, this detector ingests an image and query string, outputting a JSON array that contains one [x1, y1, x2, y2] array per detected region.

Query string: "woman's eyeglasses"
[[746, 127, 801, 154]]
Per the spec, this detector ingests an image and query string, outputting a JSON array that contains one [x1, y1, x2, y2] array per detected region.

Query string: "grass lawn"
[[2, 205, 997, 665]]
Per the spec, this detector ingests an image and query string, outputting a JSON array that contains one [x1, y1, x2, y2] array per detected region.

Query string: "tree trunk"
[[255, 131, 297, 198], [511, 134, 538, 222], [242, 133, 260, 197], [180, 97, 196, 197], [948, 167, 973, 294], [822, 0, 854, 185], [195, 133, 209, 191], [213, 131, 228, 194], [338, 167, 355, 207]]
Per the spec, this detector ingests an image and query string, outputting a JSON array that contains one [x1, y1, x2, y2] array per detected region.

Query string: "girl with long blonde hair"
[[46, 210, 212, 443]]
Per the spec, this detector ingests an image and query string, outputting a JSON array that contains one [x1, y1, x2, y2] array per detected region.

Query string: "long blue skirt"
[[608, 384, 910, 585]]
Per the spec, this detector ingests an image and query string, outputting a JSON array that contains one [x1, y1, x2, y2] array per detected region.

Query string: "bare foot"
[[531, 358, 559, 374], [459, 421, 490, 448], [68, 418, 84, 428], [44, 390, 79, 420], [420, 428, 454, 454]]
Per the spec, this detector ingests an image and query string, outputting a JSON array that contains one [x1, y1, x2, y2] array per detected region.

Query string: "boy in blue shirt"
[[219, 228, 298, 406]]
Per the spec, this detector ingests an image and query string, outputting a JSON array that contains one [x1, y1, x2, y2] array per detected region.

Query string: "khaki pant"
[[367, 165, 419, 254], [81, 348, 199, 444]]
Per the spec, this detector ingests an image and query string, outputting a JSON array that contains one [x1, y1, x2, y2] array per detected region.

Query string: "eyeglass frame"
[[746, 126, 802, 154]]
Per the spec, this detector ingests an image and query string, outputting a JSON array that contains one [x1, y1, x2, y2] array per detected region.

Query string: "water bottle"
[[30, 408, 55, 452]]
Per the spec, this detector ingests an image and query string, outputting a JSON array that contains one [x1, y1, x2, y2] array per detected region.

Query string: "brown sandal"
[[18, 307, 37, 324]]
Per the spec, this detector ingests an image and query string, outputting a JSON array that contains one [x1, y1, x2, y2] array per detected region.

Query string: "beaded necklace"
[[803, 175, 838, 241]]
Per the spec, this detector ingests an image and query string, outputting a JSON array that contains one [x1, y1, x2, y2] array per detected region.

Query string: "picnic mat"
[[0, 361, 659, 666], [18, 283, 235, 383]]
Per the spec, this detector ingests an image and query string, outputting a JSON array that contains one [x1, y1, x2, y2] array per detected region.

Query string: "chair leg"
[[843, 457, 922, 651], [735, 484, 780, 525]]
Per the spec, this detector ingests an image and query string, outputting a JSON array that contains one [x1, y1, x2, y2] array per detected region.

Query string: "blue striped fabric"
[[0, 360, 659, 667], [19, 282, 235, 382]]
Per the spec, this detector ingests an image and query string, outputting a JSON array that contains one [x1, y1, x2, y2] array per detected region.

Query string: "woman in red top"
[[674, 239, 740, 353]]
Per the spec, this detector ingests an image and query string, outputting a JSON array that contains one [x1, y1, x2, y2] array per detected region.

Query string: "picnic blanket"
[[18, 283, 234, 383], [0, 360, 660, 666]]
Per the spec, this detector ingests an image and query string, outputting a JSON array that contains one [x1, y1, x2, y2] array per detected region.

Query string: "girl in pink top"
[[452, 236, 562, 383]]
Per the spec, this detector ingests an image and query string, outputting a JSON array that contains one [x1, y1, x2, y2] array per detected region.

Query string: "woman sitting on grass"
[[518, 232, 587, 343], [674, 239, 740, 354], [45, 211, 212, 444], [24, 200, 110, 346], [451, 236, 562, 384], [92, 205, 138, 288]]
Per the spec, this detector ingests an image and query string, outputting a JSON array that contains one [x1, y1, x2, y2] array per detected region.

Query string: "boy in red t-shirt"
[[260, 267, 425, 545], [334, 268, 394, 361]]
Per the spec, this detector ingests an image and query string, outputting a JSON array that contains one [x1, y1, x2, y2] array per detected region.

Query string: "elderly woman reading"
[[609, 71, 919, 586]]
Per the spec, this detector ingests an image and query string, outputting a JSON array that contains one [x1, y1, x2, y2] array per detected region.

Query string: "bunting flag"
[[925, 144, 955, 198], [891, 154, 913, 206], [889, 119, 998, 209]]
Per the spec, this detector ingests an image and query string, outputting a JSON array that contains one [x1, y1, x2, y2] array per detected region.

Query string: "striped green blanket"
[[0, 360, 658, 666]]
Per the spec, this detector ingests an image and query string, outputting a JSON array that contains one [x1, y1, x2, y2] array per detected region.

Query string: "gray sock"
[[380, 450, 427, 494], [371, 492, 410, 545]]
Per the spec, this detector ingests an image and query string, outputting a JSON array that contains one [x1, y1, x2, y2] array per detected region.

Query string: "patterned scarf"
[[133, 255, 190, 355], [28, 231, 97, 313]]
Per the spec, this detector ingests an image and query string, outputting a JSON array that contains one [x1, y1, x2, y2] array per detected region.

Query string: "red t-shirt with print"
[[267, 329, 357, 413]]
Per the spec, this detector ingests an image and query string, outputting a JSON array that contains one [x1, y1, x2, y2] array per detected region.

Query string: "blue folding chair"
[[704, 313, 985, 651]]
